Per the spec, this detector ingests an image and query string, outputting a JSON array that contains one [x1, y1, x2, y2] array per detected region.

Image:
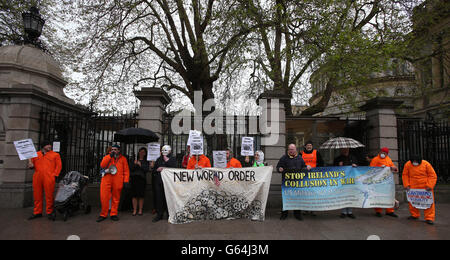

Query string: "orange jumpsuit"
[[227, 158, 242, 168], [31, 151, 62, 215], [370, 155, 396, 214], [402, 160, 437, 221], [100, 154, 130, 217], [187, 155, 211, 169]]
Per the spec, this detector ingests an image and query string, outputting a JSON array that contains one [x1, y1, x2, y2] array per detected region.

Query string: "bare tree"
[[239, 0, 424, 115]]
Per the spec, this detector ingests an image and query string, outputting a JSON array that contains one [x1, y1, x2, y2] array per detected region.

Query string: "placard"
[[213, 151, 227, 168], [14, 139, 38, 160], [147, 143, 161, 161], [190, 135, 204, 155], [187, 130, 201, 146], [241, 137, 254, 156], [407, 189, 434, 209], [53, 142, 61, 152]]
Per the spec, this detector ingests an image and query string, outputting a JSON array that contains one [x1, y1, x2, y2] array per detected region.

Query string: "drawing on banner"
[[241, 137, 254, 156], [213, 151, 227, 168], [173, 189, 264, 223], [14, 139, 37, 160]]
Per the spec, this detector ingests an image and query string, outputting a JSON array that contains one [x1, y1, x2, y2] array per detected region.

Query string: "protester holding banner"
[[226, 148, 242, 168], [97, 144, 130, 222], [253, 150, 266, 167], [277, 144, 311, 221], [334, 148, 357, 219], [187, 154, 211, 169], [300, 141, 323, 217], [370, 147, 399, 218], [402, 155, 437, 225], [242, 156, 253, 167], [27, 140, 62, 221], [130, 147, 149, 216], [152, 145, 177, 222], [301, 141, 324, 168]]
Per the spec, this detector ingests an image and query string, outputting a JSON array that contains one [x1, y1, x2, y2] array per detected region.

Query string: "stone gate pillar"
[[360, 97, 404, 184], [0, 45, 80, 208], [134, 87, 171, 139], [257, 90, 290, 209]]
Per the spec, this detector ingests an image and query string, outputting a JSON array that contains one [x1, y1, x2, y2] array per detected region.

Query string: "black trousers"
[[152, 173, 167, 216]]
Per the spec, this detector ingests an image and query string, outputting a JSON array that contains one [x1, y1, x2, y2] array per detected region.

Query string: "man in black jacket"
[[277, 144, 311, 221]]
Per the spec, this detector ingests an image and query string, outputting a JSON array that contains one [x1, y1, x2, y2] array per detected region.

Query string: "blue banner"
[[282, 166, 395, 211]]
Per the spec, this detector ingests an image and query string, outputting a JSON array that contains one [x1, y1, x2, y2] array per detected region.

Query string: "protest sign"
[[147, 143, 161, 161], [53, 142, 61, 152], [241, 137, 254, 156], [14, 139, 37, 160], [161, 166, 273, 224], [282, 166, 395, 211], [213, 151, 227, 168], [407, 189, 434, 209], [187, 130, 201, 146], [190, 135, 204, 155]]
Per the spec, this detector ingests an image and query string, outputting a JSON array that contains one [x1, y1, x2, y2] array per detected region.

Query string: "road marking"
[[367, 235, 381, 240], [67, 235, 81, 240]]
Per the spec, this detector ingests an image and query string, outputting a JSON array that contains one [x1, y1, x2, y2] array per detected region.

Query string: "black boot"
[[152, 214, 163, 223], [280, 211, 288, 220], [28, 214, 42, 220]]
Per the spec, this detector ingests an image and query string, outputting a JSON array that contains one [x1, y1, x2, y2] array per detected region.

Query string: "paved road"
[[1, 203, 449, 240]]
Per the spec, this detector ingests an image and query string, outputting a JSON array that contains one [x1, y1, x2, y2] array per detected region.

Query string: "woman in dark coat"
[[130, 147, 149, 216], [152, 145, 177, 222]]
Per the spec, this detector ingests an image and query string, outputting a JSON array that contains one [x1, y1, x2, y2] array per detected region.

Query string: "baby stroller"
[[54, 171, 91, 221]]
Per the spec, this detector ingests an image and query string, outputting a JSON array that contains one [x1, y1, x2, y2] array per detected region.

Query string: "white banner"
[[161, 166, 273, 224], [407, 189, 434, 210]]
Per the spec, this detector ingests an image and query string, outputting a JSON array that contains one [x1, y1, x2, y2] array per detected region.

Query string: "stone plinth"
[[257, 90, 290, 208], [134, 88, 171, 139], [360, 97, 404, 184], [0, 45, 83, 208]]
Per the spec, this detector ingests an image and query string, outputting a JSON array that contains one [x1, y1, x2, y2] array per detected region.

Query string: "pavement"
[[0, 202, 449, 240]]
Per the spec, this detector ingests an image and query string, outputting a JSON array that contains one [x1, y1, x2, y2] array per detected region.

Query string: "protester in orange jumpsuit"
[[369, 147, 399, 218], [28, 140, 62, 220], [97, 144, 130, 222], [187, 154, 211, 169], [226, 148, 242, 168], [402, 154, 437, 225]]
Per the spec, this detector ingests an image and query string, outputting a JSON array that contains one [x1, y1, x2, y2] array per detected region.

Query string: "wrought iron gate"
[[38, 107, 138, 183], [397, 118, 450, 184]]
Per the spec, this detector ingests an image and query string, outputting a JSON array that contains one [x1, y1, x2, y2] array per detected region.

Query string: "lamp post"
[[22, 6, 45, 48]]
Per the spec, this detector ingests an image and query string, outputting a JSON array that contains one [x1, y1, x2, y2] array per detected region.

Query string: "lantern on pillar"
[[22, 6, 45, 46]]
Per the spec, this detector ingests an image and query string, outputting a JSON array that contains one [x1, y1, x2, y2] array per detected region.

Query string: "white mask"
[[162, 145, 171, 156], [380, 154, 386, 159], [412, 162, 419, 166], [255, 150, 264, 165]]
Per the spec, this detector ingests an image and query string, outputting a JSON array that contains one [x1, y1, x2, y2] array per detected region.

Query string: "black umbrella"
[[114, 127, 159, 144]]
